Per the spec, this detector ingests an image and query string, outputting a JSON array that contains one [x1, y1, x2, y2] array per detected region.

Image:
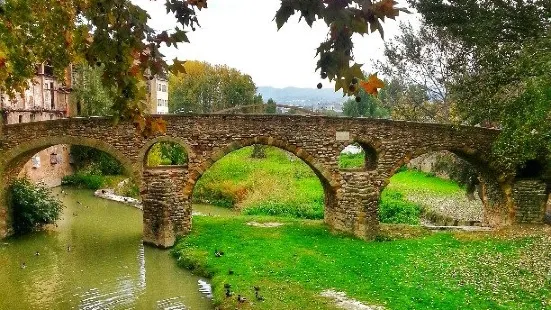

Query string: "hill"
[[257, 86, 345, 108]]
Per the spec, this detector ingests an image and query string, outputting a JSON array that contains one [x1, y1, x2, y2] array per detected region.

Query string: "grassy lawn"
[[173, 217, 551, 309], [386, 169, 466, 196], [193, 146, 324, 219]]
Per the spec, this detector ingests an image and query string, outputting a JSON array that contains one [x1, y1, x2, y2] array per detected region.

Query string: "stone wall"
[[0, 114, 529, 247], [18, 145, 73, 187], [142, 167, 191, 248], [512, 180, 547, 224]]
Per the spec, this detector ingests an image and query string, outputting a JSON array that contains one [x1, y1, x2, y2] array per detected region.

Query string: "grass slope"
[[173, 217, 551, 310], [193, 146, 324, 219]]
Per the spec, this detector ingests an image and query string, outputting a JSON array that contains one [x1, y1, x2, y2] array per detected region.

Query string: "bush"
[[379, 189, 423, 225], [62, 172, 105, 190], [9, 179, 64, 235]]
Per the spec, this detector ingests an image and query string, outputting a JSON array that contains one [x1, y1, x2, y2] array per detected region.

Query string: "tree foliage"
[[343, 88, 389, 118], [0, 0, 404, 132], [71, 65, 114, 116], [9, 178, 64, 235], [411, 0, 551, 172], [376, 22, 466, 122], [169, 61, 257, 113]]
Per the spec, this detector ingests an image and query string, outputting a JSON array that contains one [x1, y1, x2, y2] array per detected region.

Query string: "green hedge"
[[62, 172, 105, 190]]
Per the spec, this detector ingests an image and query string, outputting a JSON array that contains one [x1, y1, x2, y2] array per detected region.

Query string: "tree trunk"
[[251, 144, 266, 159]]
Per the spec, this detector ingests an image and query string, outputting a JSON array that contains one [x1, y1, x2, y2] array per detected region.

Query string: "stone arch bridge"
[[0, 115, 548, 247]]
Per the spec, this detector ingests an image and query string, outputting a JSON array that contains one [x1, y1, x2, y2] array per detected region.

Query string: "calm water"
[[0, 188, 214, 310]]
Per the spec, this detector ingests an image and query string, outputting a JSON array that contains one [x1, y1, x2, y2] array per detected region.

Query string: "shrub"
[[9, 179, 64, 235], [379, 189, 423, 225], [62, 172, 105, 190]]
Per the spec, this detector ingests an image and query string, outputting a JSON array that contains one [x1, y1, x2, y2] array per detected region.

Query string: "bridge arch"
[[182, 136, 339, 225], [338, 137, 381, 171], [383, 145, 510, 227], [0, 135, 140, 237], [0, 135, 138, 179], [138, 136, 195, 168], [185, 136, 337, 195]]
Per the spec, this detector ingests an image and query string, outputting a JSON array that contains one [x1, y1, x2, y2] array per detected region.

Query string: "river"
[[0, 187, 224, 310]]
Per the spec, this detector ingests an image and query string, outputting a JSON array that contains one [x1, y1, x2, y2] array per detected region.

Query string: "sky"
[[130, 0, 419, 89]]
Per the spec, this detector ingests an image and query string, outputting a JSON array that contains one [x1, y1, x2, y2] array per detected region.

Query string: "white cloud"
[[130, 0, 419, 88]]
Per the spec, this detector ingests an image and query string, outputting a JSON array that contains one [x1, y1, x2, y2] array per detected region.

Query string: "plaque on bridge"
[[335, 131, 350, 141]]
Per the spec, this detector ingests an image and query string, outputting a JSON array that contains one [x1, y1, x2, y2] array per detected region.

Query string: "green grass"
[[386, 169, 465, 196], [173, 217, 551, 310], [338, 152, 365, 169], [193, 146, 324, 219]]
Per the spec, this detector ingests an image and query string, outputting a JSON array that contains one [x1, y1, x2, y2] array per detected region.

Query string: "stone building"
[[147, 74, 169, 114], [0, 63, 73, 187]]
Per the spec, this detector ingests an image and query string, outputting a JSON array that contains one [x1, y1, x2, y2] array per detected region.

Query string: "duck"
[[237, 295, 247, 303], [225, 289, 233, 298], [255, 291, 265, 301], [34, 251, 40, 256], [228, 269, 234, 275], [20, 262, 26, 269], [214, 249, 224, 257]]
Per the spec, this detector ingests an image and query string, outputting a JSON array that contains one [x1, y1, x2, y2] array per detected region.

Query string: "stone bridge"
[[0, 115, 548, 247]]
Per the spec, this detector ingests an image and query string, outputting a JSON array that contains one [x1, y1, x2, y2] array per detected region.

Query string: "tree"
[[169, 61, 257, 113], [0, 0, 405, 131], [265, 98, 277, 114], [411, 0, 551, 172], [376, 22, 466, 122], [71, 65, 114, 116], [343, 88, 389, 118]]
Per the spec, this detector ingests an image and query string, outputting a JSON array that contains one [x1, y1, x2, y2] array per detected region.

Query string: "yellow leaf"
[[171, 59, 187, 74]]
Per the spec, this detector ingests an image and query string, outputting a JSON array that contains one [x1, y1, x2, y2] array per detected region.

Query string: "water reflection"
[[0, 188, 213, 310]]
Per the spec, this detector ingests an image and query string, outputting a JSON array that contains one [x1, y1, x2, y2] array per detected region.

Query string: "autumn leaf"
[[171, 59, 187, 74], [359, 73, 385, 96], [188, 0, 207, 10], [372, 0, 400, 20]]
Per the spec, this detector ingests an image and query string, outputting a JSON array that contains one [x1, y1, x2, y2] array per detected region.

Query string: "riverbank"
[[172, 217, 551, 310]]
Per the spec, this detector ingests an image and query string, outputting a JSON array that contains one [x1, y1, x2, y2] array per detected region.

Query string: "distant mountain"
[[257, 86, 346, 108]]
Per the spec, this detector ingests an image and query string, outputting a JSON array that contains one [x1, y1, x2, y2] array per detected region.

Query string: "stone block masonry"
[[0, 114, 545, 247]]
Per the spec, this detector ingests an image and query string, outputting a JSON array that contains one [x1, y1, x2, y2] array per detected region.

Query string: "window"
[[49, 114, 54, 120], [32, 155, 41, 168], [30, 114, 35, 122], [50, 153, 58, 165], [18, 115, 23, 123], [157, 99, 162, 106], [162, 84, 167, 92], [158, 83, 162, 91]]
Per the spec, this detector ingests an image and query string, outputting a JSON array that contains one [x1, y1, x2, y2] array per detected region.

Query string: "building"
[[0, 63, 73, 187], [147, 74, 169, 114]]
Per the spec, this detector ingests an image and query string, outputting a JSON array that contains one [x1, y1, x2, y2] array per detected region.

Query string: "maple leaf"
[[359, 73, 385, 96], [171, 59, 187, 74], [188, 0, 207, 10], [372, 0, 400, 20]]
